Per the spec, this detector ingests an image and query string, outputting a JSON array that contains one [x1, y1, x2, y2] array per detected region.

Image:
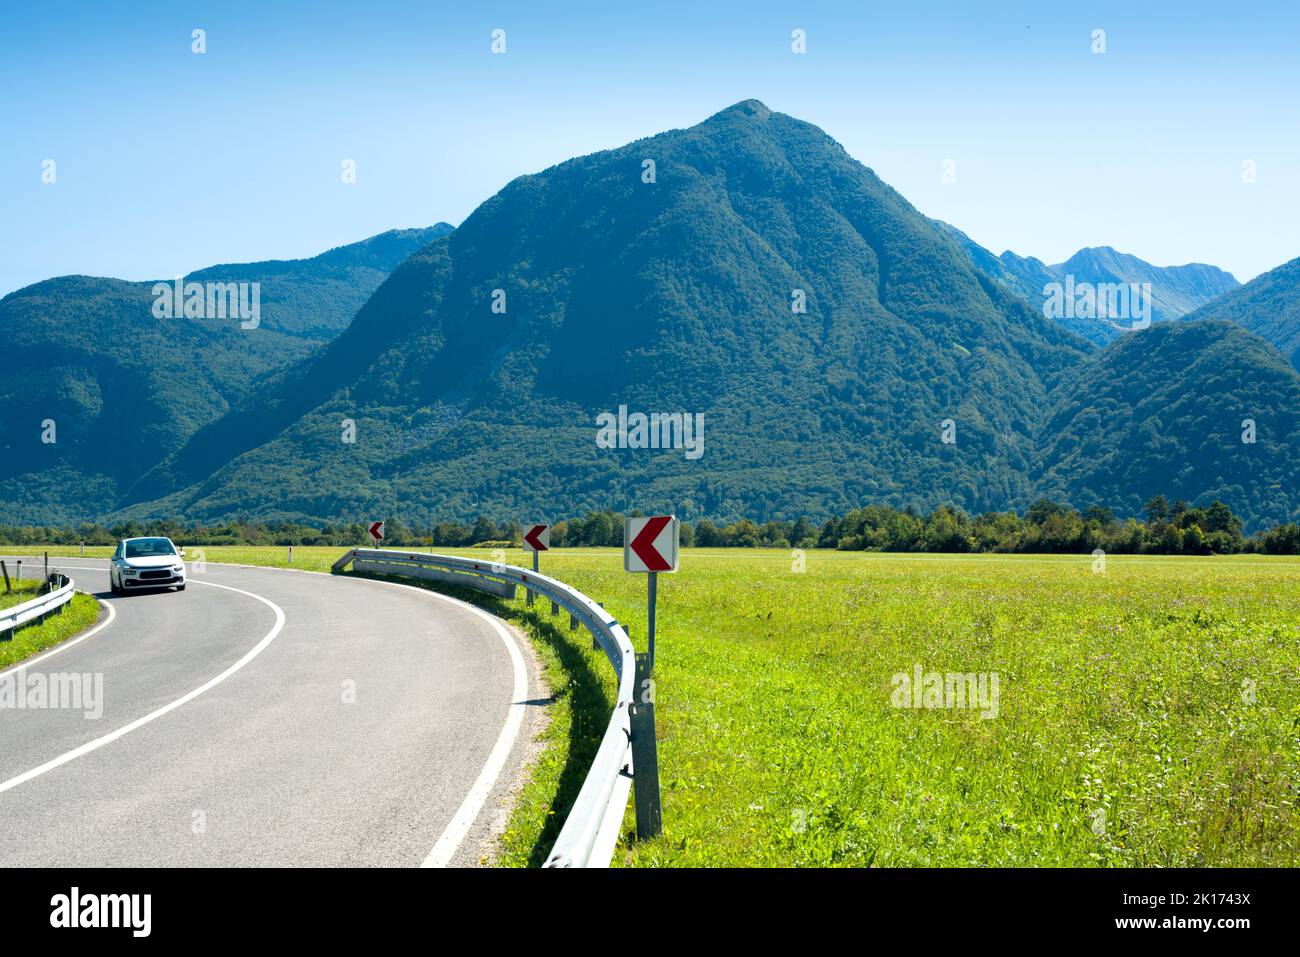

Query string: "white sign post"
[[623, 515, 678, 668], [622, 514, 676, 842], [522, 523, 550, 606]]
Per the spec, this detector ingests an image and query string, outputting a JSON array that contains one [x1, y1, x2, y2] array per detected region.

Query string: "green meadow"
[[8, 544, 1298, 866]]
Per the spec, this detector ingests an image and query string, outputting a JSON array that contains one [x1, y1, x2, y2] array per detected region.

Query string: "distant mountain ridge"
[[940, 223, 1240, 346], [0, 224, 453, 524], [182, 225, 455, 339]]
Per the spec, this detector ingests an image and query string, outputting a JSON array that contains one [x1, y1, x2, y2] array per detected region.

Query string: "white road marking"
[[421, 595, 527, 867], [210, 561, 533, 866], [3, 556, 533, 867], [199, 560, 533, 865], [336, 576, 528, 868], [0, 577, 285, 795]]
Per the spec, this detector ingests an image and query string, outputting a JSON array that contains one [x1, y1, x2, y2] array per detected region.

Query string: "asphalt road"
[[0, 558, 540, 866]]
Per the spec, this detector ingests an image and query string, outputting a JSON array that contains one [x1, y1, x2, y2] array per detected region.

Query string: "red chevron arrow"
[[368, 521, 384, 542], [629, 515, 673, 571], [524, 524, 549, 551]]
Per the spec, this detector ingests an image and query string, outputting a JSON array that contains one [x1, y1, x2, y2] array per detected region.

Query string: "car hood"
[[125, 556, 181, 569]]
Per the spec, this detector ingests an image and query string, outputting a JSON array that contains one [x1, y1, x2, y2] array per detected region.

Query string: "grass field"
[[5, 544, 1298, 866], [0, 576, 103, 670], [0, 578, 42, 612]]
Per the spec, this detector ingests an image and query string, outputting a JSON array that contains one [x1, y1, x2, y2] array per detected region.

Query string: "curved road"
[[0, 558, 540, 866]]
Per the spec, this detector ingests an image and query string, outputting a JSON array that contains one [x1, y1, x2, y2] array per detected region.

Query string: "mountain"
[[1051, 246, 1238, 318], [942, 225, 1240, 347], [17, 102, 1299, 532], [184, 225, 455, 339], [1035, 320, 1300, 531], [124, 99, 1094, 526], [1179, 256, 1300, 372], [0, 225, 453, 524]]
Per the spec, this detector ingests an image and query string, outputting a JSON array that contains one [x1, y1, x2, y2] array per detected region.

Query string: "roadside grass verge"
[[0, 579, 41, 611], [0, 579, 102, 670], [3, 543, 1297, 866]]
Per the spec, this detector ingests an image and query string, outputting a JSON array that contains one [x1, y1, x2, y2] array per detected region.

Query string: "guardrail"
[[332, 547, 638, 867], [0, 570, 76, 637]]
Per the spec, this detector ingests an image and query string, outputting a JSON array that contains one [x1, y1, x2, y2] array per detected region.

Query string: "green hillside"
[[0, 225, 452, 523], [129, 100, 1093, 525], [1036, 320, 1300, 530], [1180, 256, 1300, 371]]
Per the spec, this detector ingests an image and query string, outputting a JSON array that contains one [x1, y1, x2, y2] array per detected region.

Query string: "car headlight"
[[172, 565, 184, 572], [125, 567, 139, 574]]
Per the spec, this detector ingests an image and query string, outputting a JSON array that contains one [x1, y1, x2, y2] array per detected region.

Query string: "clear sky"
[[2, 0, 1297, 296]]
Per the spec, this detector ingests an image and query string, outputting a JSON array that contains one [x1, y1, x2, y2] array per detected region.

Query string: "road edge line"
[[328, 574, 529, 868], [0, 578, 285, 795]]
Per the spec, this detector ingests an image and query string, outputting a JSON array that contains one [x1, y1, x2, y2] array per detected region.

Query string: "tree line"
[[3, 496, 1299, 555]]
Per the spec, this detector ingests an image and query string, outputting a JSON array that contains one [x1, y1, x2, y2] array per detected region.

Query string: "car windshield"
[[124, 538, 176, 559]]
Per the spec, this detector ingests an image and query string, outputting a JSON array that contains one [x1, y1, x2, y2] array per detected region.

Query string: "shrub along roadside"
[[3, 494, 1297, 555]]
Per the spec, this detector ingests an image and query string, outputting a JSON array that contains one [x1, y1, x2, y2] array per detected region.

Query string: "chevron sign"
[[624, 516, 679, 573]]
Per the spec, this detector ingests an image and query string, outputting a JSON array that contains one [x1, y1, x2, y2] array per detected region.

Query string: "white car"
[[109, 536, 187, 593]]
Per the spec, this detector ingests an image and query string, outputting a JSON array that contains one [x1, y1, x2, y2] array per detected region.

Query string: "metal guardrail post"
[[630, 652, 662, 839], [526, 550, 538, 607], [647, 571, 657, 672]]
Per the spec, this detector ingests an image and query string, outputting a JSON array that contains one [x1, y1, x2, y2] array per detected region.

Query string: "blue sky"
[[2, 0, 1297, 296]]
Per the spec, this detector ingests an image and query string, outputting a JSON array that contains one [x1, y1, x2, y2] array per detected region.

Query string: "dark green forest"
[[1181, 255, 1300, 371], [7, 495, 1300, 554]]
